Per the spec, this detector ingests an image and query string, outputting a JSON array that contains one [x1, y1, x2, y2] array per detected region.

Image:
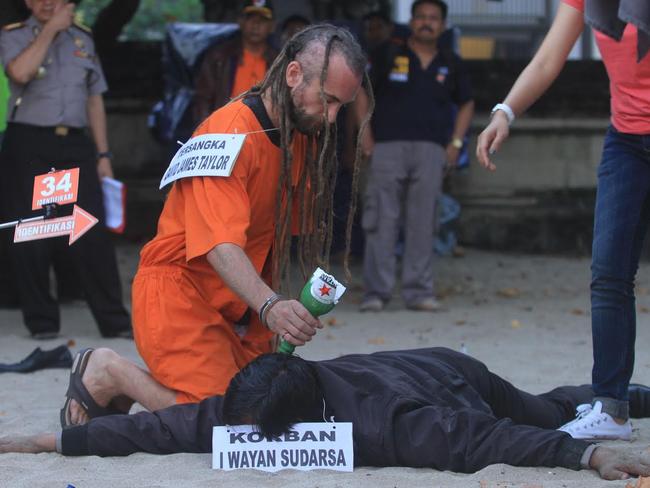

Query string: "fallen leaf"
[[455, 320, 466, 326], [497, 287, 521, 298], [368, 337, 385, 345], [327, 317, 338, 326], [67, 339, 76, 347], [626, 475, 650, 487], [640, 306, 650, 314], [570, 308, 585, 315], [511, 319, 522, 329]]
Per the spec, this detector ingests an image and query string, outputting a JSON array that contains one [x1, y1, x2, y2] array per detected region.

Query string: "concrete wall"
[[457, 117, 607, 197], [106, 101, 168, 178], [450, 117, 608, 253]]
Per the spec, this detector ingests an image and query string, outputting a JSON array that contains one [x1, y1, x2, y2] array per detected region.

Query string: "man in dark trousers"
[[2, 347, 650, 481], [0, 0, 131, 339], [360, 0, 474, 313]]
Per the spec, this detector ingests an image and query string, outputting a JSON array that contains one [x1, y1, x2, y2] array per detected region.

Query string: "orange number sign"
[[32, 168, 80, 210]]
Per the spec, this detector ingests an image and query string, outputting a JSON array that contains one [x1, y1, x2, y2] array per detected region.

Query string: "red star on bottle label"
[[319, 284, 332, 296]]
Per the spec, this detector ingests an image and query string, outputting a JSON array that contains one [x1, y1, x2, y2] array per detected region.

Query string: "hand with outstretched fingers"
[[475, 110, 510, 172], [0, 434, 56, 454], [590, 446, 650, 480]]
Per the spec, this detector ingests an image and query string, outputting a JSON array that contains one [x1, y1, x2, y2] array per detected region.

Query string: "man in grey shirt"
[[0, 0, 131, 339]]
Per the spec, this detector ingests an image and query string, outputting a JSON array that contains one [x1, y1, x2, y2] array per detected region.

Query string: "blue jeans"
[[591, 126, 650, 410]]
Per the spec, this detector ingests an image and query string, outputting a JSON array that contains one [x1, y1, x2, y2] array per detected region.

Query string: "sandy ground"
[[2, 244, 650, 487]]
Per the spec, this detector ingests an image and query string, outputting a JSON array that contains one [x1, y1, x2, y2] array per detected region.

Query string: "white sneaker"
[[558, 401, 632, 440]]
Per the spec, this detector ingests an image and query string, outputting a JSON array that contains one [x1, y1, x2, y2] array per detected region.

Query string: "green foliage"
[[76, 0, 203, 40]]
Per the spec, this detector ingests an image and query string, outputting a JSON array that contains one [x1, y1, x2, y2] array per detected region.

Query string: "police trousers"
[[0, 123, 131, 336]]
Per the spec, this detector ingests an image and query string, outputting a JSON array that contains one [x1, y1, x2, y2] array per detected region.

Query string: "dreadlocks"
[[238, 24, 375, 292]]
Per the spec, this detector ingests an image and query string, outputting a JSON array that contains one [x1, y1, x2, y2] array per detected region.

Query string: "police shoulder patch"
[[2, 22, 25, 31], [72, 21, 92, 34]]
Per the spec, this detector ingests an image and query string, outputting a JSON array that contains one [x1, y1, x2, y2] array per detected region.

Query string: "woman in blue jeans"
[[476, 0, 650, 440]]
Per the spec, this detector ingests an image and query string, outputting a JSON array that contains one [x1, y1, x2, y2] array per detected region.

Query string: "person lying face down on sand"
[[3, 347, 650, 481]]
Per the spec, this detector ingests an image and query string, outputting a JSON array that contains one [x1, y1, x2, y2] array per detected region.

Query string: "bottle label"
[[308, 268, 346, 305]]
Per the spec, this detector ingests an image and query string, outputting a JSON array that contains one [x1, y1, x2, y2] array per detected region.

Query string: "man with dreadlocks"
[[58, 24, 373, 428]]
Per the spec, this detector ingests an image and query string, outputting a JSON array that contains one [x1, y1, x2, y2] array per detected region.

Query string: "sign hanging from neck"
[[212, 422, 354, 473], [159, 133, 246, 189]]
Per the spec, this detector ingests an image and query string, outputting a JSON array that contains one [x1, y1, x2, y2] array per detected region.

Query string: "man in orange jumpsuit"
[[60, 24, 370, 427]]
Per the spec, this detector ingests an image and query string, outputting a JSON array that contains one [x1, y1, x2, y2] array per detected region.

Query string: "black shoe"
[[628, 383, 650, 418], [0, 345, 73, 373]]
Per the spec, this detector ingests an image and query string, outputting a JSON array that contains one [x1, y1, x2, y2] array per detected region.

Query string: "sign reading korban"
[[212, 422, 354, 473], [159, 133, 246, 189]]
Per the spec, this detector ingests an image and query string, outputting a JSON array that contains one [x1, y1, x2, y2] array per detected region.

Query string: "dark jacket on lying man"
[[59, 347, 596, 472]]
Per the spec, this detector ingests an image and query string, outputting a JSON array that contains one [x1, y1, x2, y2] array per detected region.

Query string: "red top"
[[563, 0, 650, 134]]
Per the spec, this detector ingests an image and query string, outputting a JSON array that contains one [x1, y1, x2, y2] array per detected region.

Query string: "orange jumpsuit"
[[132, 96, 306, 403]]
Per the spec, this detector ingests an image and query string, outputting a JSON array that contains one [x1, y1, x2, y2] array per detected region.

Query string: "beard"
[[288, 89, 324, 136]]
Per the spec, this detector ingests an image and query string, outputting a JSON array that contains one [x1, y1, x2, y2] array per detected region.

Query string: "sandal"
[[59, 348, 127, 429]]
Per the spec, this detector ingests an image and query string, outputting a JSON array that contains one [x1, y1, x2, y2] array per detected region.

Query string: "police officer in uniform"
[[0, 0, 131, 339]]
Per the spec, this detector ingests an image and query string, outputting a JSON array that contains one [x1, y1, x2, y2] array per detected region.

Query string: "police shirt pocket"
[[67, 54, 96, 88]]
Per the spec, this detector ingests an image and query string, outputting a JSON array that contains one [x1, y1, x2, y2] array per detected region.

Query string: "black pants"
[[434, 348, 593, 428], [0, 123, 130, 336]]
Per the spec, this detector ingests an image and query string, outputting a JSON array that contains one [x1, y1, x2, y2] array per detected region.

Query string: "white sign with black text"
[[159, 133, 246, 189], [212, 422, 354, 472]]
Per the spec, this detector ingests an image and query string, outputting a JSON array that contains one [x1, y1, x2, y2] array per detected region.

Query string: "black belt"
[[8, 122, 85, 137]]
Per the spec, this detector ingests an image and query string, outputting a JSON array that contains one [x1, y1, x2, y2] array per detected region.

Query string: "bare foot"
[[67, 348, 128, 426]]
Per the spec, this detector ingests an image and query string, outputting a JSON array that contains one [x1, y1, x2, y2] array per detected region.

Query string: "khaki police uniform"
[[0, 16, 131, 337]]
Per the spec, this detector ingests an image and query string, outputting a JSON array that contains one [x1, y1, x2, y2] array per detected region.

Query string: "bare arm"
[[206, 243, 321, 345], [476, 3, 584, 170], [6, 3, 74, 84], [87, 93, 113, 179], [0, 433, 56, 454]]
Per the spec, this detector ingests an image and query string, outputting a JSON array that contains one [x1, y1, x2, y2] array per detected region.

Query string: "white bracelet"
[[491, 103, 515, 125]]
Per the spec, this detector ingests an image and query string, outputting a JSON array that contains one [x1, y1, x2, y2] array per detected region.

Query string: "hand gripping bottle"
[[277, 267, 346, 354]]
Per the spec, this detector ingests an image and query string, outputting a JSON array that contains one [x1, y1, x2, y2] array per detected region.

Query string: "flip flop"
[[59, 348, 125, 429]]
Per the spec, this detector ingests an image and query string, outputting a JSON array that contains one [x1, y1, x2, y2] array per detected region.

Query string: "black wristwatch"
[[97, 151, 113, 160]]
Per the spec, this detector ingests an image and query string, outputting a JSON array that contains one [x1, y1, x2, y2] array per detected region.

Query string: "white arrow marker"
[[14, 205, 98, 245]]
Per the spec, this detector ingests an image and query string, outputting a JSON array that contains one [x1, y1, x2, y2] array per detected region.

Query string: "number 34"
[[40, 172, 73, 197]]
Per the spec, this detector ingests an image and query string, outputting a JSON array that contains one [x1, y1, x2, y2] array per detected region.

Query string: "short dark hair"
[[223, 353, 323, 437], [362, 10, 392, 25], [411, 0, 448, 20], [280, 14, 311, 33]]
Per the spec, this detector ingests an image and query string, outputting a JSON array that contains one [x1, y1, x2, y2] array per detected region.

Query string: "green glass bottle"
[[278, 267, 346, 354]]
